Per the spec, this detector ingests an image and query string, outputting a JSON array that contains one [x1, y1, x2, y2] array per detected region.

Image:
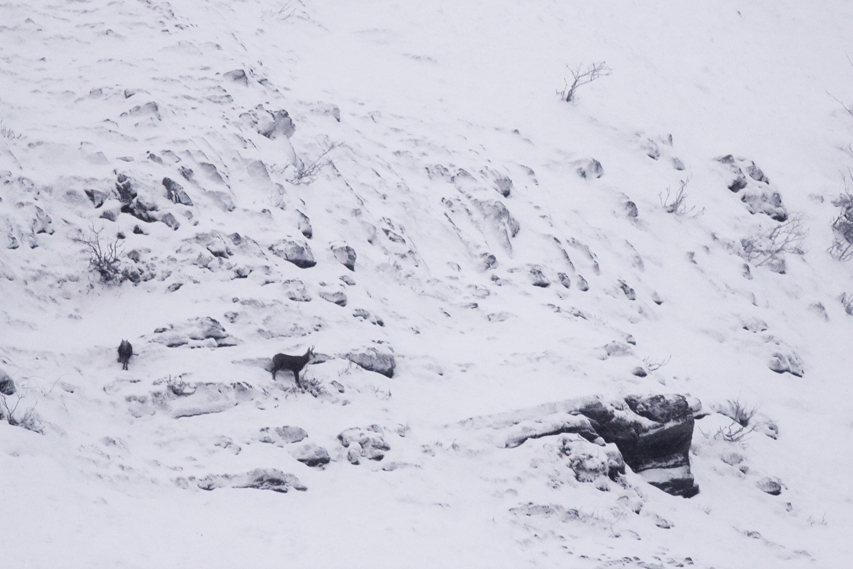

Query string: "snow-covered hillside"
[[1, 1, 852, 567]]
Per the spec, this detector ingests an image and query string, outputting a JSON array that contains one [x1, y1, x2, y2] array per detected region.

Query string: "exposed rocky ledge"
[[460, 393, 701, 497]]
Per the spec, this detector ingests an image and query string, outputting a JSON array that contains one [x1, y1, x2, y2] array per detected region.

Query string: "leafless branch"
[[288, 143, 339, 185], [741, 215, 806, 265], [557, 62, 612, 103], [642, 355, 671, 372], [659, 177, 703, 216], [828, 173, 853, 260]]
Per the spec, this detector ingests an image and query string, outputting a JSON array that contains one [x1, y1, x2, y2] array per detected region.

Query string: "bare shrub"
[[288, 143, 339, 185], [557, 62, 611, 103], [741, 215, 806, 266], [828, 176, 853, 260], [642, 355, 671, 372], [713, 399, 759, 443], [73, 224, 125, 283], [263, 0, 308, 22], [0, 382, 43, 434], [715, 422, 754, 443], [722, 399, 758, 427], [659, 177, 703, 216]]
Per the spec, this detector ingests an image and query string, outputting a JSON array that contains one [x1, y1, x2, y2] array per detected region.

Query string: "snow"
[[1, 0, 852, 567]]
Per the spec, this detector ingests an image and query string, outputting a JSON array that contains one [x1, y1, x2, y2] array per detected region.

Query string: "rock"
[[115, 173, 136, 203], [332, 244, 357, 271], [197, 468, 306, 493], [291, 443, 330, 467], [155, 212, 180, 230], [475, 199, 519, 252], [672, 157, 685, 171], [632, 367, 647, 377], [602, 342, 634, 358], [346, 348, 396, 378], [618, 280, 636, 300], [729, 175, 748, 192], [559, 434, 625, 483], [262, 110, 295, 140], [338, 425, 390, 464], [642, 139, 660, 160], [494, 176, 513, 197], [0, 370, 15, 396], [223, 68, 248, 85], [745, 161, 769, 184], [530, 267, 550, 287], [576, 158, 604, 179], [558, 272, 572, 289], [32, 207, 53, 235], [477, 394, 700, 498], [282, 279, 311, 302], [624, 201, 639, 218], [768, 352, 804, 377], [576, 275, 589, 291], [265, 426, 307, 444], [100, 208, 120, 222], [151, 317, 238, 348], [480, 252, 497, 270], [318, 290, 347, 306], [242, 105, 295, 140], [720, 451, 744, 466], [503, 413, 600, 449], [580, 395, 699, 497], [717, 155, 748, 192], [121, 199, 154, 223], [163, 177, 193, 206], [741, 188, 788, 221], [756, 476, 782, 495], [85, 189, 109, 208], [809, 302, 829, 321], [297, 211, 312, 239], [765, 256, 786, 274], [270, 239, 316, 268]]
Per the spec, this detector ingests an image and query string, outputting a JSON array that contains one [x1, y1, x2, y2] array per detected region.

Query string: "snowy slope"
[[1, 0, 853, 567]]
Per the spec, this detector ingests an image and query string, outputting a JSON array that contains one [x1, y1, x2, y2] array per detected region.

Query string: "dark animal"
[[272, 347, 314, 387], [118, 340, 133, 370]]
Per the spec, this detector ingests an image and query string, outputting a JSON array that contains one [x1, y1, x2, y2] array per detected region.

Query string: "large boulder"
[[473, 394, 701, 498], [332, 244, 357, 271], [270, 239, 316, 268], [346, 348, 396, 378], [577, 395, 699, 497]]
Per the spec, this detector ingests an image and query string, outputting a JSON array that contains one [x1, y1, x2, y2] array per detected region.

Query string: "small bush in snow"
[[0, 380, 43, 434], [73, 224, 126, 284], [712, 399, 760, 443], [659, 177, 703, 216], [828, 179, 853, 260], [740, 214, 806, 268], [288, 143, 339, 185], [557, 62, 611, 103]]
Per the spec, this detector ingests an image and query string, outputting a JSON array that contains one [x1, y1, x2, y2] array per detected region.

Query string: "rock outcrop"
[[346, 347, 396, 378], [464, 394, 701, 498]]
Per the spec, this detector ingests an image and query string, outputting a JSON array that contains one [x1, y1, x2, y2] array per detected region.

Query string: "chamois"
[[117, 340, 133, 370], [271, 347, 314, 387]]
